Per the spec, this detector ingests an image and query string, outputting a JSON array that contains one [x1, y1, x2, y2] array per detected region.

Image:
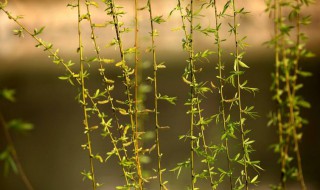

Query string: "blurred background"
[[0, 0, 319, 189]]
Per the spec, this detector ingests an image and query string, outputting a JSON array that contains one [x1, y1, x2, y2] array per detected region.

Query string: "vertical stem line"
[[196, 103, 215, 189], [109, 0, 124, 60], [177, 0, 195, 188], [273, 0, 286, 188], [147, 0, 166, 189], [291, 1, 306, 188], [177, 0, 189, 39], [277, 2, 292, 188], [134, 0, 143, 189], [108, 0, 143, 188], [83, 2, 131, 185], [134, 0, 139, 140], [278, 0, 306, 188], [189, 1, 195, 189], [273, 0, 285, 187], [213, 1, 233, 189], [95, 2, 132, 171], [0, 114, 34, 190], [232, 1, 248, 189], [77, 1, 96, 189]]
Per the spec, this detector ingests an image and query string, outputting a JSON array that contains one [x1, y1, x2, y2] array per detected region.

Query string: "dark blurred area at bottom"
[[0, 50, 319, 190]]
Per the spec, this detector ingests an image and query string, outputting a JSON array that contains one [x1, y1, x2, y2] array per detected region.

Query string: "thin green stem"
[[83, 1, 131, 185], [277, 1, 307, 189], [277, 2, 291, 188], [291, 1, 306, 188], [108, 0, 143, 188], [108, 0, 124, 60], [134, 0, 143, 188], [0, 114, 34, 190], [147, 0, 167, 189], [134, 0, 139, 143], [177, 0, 188, 41], [177, 0, 195, 188], [189, 1, 195, 189], [273, 0, 286, 188], [86, 92, 131, 184], [232, 1, 248, 189], [212, 1, 233, 189], [196, 103, 215, 189], [2, 3, 134, 188], [77, 1, 97, 189], [283, 54, 296, 184]]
